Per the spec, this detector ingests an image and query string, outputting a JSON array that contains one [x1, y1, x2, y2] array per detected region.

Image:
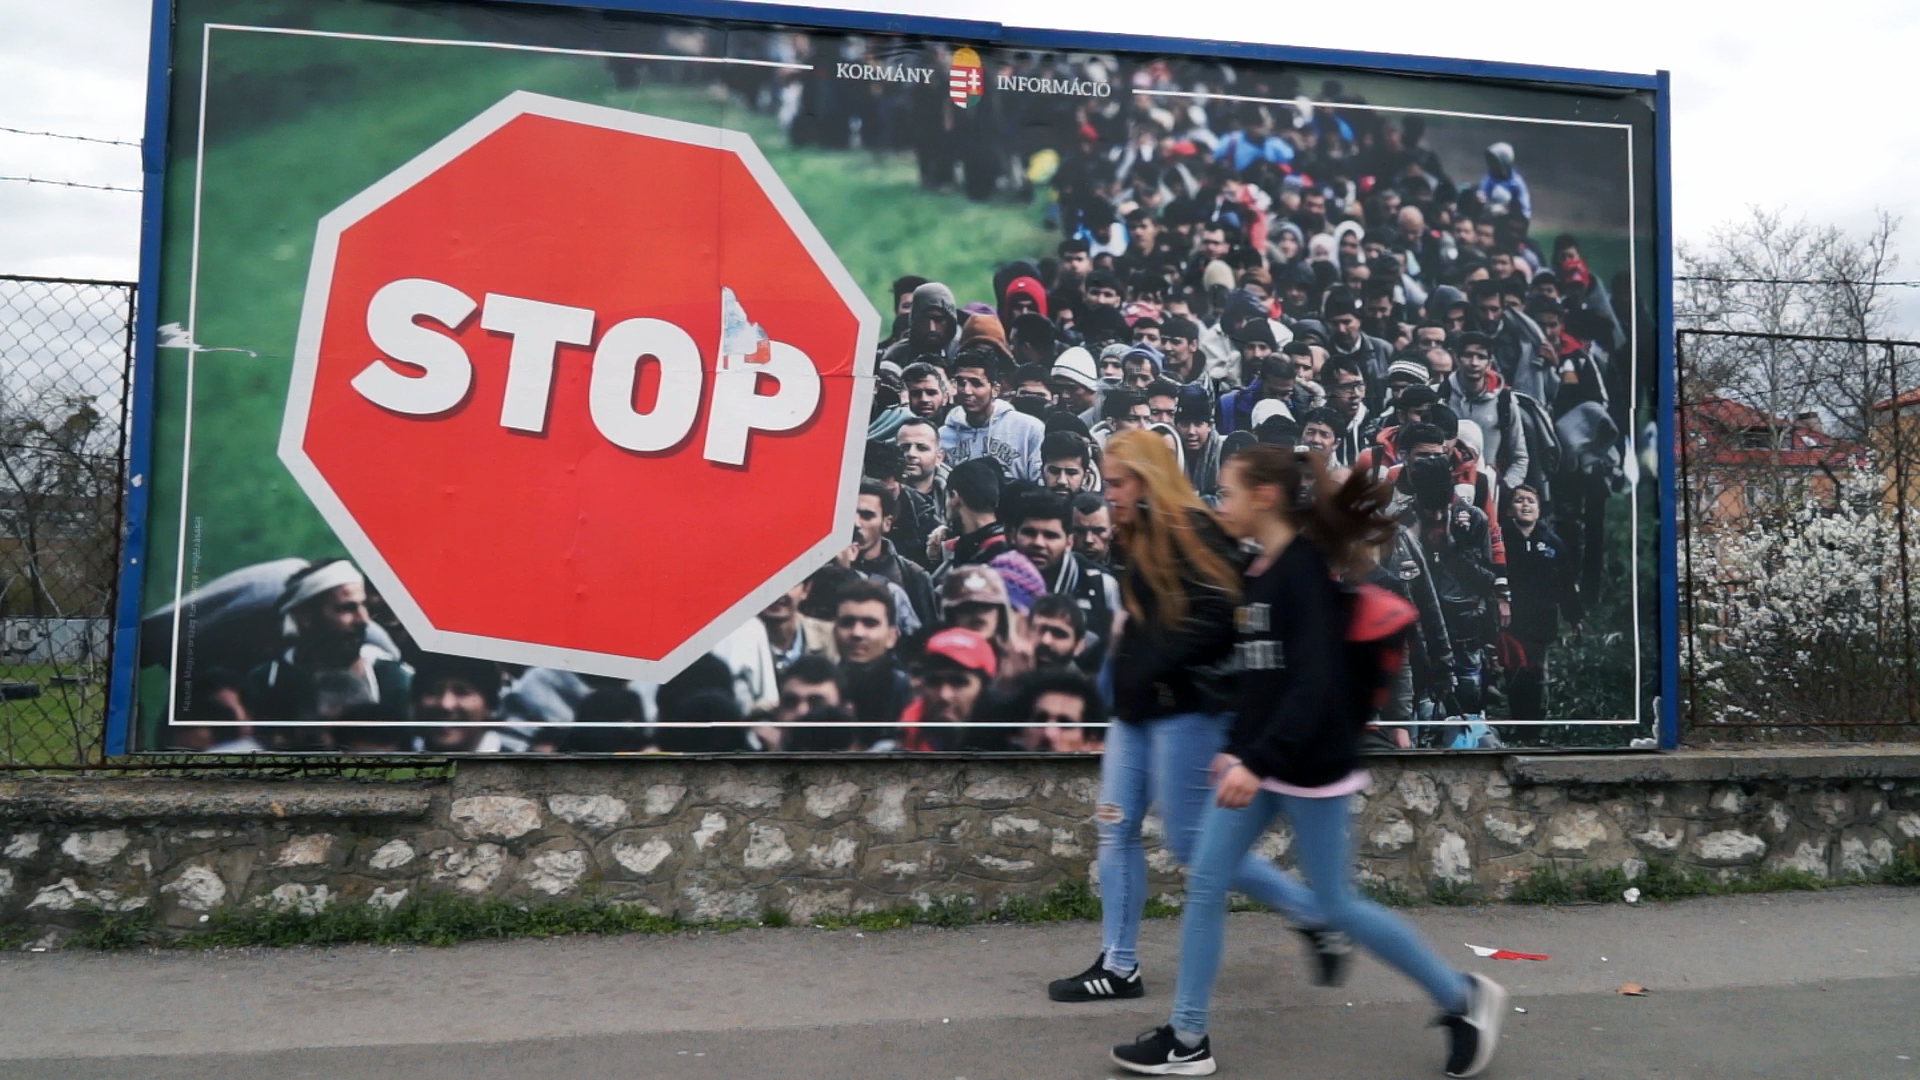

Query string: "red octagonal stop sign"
[[282, 91, 879, 681]]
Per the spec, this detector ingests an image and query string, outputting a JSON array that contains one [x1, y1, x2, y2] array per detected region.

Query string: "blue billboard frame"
[[107, 0, 1675, 755]]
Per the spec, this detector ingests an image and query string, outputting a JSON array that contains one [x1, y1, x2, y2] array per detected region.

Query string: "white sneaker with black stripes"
[[1048, 953, 1144, 1002]]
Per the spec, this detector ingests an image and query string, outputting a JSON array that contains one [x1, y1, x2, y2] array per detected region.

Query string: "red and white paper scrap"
[[1465, 943, 1550, 961]]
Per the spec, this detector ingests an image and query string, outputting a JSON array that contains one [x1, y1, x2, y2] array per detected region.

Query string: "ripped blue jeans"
[[1095, 712, 1321, 972]]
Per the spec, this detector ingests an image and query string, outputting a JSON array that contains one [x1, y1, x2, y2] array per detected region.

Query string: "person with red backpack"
[[1109, 444, 1506, 1079]]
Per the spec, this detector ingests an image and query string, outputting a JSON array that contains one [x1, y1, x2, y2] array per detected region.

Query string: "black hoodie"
[[1225, 537, 1368, 788]]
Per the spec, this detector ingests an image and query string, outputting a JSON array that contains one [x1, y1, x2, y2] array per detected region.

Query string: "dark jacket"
[[1048, 551, 1120, 676], [1485, 310, 1555, 409], [1410, 501, 1496, 638], [879, 282, 959, 369], [1225, 538, 1367, 788], [842, 655, 912, 725], [1371, 526, 1454, 691], [949, 521, 1009, 568], [895, 481, 947, 569], [244, 649, 412, 722], [1217, 383, 1314, 435], [1328, 332, 1395, 409], [1111, 512, 1241, 723], [1504, 519, 1580, 642], [854, 539, 938, 632]]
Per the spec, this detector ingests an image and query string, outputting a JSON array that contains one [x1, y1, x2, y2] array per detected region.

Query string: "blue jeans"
[[1095, 713, 1320, 973], [1169, 789, 1472, 1035]]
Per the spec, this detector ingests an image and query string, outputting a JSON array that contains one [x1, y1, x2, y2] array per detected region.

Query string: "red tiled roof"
[[1684, 395, 1866, 469], [1871, 388, 1920, 413]]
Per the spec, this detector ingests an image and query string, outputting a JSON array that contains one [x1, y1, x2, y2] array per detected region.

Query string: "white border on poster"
[[169, 24, 1645, 729]]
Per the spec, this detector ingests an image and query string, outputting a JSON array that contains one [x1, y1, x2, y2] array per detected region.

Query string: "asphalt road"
[[3, 888, 1917, 1079]]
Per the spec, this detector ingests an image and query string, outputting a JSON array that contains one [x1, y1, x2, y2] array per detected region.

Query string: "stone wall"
[[3, 750, 1918, 938]]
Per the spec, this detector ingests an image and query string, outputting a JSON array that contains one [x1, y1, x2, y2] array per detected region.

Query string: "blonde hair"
[[1105, 429, 1242, 628]]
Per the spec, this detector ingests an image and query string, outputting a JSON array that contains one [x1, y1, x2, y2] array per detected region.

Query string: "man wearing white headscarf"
[[243, 559, 412, 721]]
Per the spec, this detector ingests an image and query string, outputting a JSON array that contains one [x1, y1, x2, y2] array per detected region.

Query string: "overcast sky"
[[3, 0, 1915, 330]]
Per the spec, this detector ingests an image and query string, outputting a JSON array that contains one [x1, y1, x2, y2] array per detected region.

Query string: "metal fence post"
[[1675, 332, 1699, 738], [1889, 343, 1916, 724]]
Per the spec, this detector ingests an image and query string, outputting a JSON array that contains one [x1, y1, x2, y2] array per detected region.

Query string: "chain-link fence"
[[1677, 327, 1920, 740], [0, 275, 451, 777], [11, 273, 1919, 760], [0, 275, 132, 767]]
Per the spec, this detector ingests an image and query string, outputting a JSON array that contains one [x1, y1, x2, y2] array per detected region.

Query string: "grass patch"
[[1885, 845, 1920, 887], [67, 905, 162, 950], [998, 878, 1104, 923], [190, 891, 717, 948], [0, 661, 107, 768], [1361, 880, 1418, 908], [1425, 880, 1482, 906], [1508, 850, 1920, 906], [46, 879, 1144, 950], [0, 921, 36, 951]]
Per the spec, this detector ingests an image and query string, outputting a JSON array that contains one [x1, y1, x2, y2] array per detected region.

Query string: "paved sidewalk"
[[3, 887, 1917, 1078]]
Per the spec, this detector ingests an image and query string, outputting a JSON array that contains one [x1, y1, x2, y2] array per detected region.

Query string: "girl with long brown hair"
[[1109, 445, 1506, 1078], [1048, 431, 1337, 1006]]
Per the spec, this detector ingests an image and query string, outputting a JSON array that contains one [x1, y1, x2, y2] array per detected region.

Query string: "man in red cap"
[[898, 627, 998, 752]]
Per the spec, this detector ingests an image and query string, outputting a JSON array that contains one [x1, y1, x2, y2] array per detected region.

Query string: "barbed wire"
[[1678, 275, 1920, 289], [0, 175, 141, 194], [0, 126, 139, 148]]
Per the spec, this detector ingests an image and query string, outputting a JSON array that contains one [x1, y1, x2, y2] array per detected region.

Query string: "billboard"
[[110, 0, 1673, 755]]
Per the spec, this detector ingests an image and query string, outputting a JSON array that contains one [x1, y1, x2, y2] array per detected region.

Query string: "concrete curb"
[[0, 780, 438, 822], [1507, 747, 1920, 785]]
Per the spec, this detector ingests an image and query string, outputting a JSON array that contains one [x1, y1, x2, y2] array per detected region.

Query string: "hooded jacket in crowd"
[[1444, 371, 1530, 492], [1048, 550, 1121, 676], [1334, 401, 1371, 468], [939, 398, 1046, 482], [879, 282, 959, 369], [1184, 428, 1225, 502], [1477, 142, 1532, 221], [1427, 284, 1469, 324], [1484, 306, 1556, 408], [998, 276, 1049, 324], [1217, 381, 1314, 436]]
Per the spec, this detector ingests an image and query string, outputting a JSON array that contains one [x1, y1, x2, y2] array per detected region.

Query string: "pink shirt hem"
[[1260, 769, 1371, 799]]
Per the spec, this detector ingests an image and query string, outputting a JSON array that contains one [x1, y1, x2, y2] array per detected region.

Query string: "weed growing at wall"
[[1508, 847, 1920, 905], [1425, 880, 1482, 906], [33, 851, 1917, 950]]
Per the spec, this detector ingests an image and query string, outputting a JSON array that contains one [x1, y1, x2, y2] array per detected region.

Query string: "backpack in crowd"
[[1344, 581, 1419, 717], [1497, 388, 1562, 498]]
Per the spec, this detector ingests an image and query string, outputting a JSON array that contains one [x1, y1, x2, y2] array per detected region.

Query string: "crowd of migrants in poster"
[[126, 0, 1663, 754]]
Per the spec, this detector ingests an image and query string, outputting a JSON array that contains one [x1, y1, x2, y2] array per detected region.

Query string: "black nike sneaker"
[[1110, 1024, 1217, 1076], [1440, 972, 1509, 1077], [1048, 953, 1144, 1002], [1295, 925, 1353, 986]]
